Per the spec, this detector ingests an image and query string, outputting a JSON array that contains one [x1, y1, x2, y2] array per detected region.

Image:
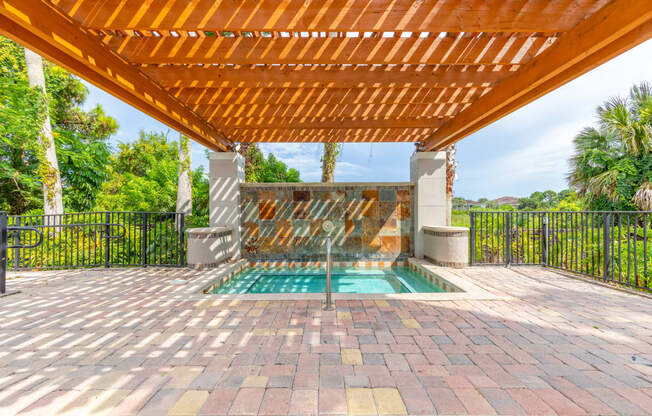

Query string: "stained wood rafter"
[[145, 64, 509, 88], [170, 86, 490, 106], [0, 0, 234, 151], [101, 31, 555, 66], [51, 0, 611, 33], [0, 0, 647, 146], [422, 0, 652, 150]]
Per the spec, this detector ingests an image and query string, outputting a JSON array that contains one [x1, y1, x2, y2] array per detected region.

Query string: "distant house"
[[491, 196, 520, 208]]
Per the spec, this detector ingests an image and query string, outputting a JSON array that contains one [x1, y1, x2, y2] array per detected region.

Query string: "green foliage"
[[94, 132, 210, 228], [0, 36, 117, 213], [188, 167, 210, 228], [56, 113, 114, 211], [261, 153, 301, 182], [469, 212, 651, 289], [244, 144, 301, 183], [0, 37, 48, 213], [8, 213, 183, 269], [451, 210, 470, 227], [452, 189, 585, 228], [517, 189, 583, 211], [96, 131, 179, 212], [568, 82, 652, 211]]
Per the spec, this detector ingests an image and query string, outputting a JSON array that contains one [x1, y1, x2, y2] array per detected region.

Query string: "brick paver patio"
[[1, 266, 651, 415]]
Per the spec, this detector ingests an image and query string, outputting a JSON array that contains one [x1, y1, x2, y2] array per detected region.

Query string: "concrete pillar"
[[209, 152, 244, 259], [410, 151, 446, 259]]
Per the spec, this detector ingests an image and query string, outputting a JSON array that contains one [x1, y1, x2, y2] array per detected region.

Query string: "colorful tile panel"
[[240, 184, 413, 261]]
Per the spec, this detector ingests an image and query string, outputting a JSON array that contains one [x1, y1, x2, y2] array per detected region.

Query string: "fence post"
[[104, 212, 111, 268], [13, 216, 20, 269], [178, 213, 185, 267], [0, 212, 7, 294], [142, 213, 148, 267], [541, 214, 549, 266], [504, 213, 512, 266], [603, 213, 611, 281], [469, 212, 475, 265]]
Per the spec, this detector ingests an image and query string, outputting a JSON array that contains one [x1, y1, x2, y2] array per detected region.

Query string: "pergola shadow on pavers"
[[1, 266, 651, 415]]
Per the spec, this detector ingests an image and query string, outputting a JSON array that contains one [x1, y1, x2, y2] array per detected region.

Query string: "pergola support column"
[[410, 151, 446, 259], [209, 152, 244, 259]]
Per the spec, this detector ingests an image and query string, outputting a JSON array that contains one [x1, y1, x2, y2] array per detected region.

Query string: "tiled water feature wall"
[[240, 183, 413, 261]]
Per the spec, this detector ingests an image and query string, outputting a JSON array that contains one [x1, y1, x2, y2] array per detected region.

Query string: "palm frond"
[[633, 181, 652, 211], [586, 169, 619, 202]]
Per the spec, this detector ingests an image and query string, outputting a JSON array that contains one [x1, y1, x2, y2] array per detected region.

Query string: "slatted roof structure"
[[0, 1, 650, 151]]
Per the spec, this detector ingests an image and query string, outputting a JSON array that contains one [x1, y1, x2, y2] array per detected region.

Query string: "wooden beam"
[[0, 0, 233, 151], [227, 127, 432, 143], [103, 33, 549, 66], [171, 86, 488, 106], [54, 0, 607, 33], [214, 117, 447, 129], [201, 103, 463, 120], [423, 0, 652, 150], [146, 66, 508, 88]]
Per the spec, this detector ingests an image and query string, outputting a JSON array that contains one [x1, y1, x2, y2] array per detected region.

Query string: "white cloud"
[[472, 119, 589, 186], [259, 143, 372, 182]]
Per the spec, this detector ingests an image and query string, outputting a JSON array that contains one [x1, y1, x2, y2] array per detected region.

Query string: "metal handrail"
[[7, 227, 43, 249], [325, 236, 333, 310], [11, 222, 127, 239]]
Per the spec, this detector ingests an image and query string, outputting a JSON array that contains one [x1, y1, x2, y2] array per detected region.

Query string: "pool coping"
[[159, 257, 505, 301]]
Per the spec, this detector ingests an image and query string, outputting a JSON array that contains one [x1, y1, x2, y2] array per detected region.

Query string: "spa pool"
[[209, 266, 448, 294]]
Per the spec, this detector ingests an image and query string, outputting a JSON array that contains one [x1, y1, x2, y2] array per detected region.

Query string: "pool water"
[[211, 266, 445, 294]]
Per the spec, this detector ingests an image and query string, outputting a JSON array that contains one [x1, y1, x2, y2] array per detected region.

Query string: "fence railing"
[[4, 211, 185, 271], [470, 211, 651, 291]]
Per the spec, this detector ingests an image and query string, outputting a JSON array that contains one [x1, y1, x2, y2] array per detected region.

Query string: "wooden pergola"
[[1, 0, 650, 152]]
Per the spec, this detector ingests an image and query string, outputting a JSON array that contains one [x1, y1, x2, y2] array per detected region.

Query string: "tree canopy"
[[0, 37, 117, 214], [0, 36, 301, 220], [244, 144, 301, 183], [517, 189, 582, 211], [568, 83, 652, 211]]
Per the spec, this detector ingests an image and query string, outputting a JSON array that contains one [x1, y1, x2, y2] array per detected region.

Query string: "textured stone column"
[[209, 152, 244, 259], [410, 151, 446, 259]]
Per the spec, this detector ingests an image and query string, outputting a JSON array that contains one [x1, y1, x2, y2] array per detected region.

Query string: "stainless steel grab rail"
[[324, 236, 333, 310]]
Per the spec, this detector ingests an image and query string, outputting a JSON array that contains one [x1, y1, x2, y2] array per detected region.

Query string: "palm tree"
[[176, 134, 192, 215], [568, 83, 652, 211], [445, 144, 457, 225], [321, 142, 339, 182], [23, 47, 63, 215]]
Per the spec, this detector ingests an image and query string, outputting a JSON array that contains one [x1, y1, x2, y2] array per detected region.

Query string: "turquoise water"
[[211, 266, 444, 294]]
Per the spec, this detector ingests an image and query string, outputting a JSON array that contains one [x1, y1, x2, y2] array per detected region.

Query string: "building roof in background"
[[492, 196, 520, 206]]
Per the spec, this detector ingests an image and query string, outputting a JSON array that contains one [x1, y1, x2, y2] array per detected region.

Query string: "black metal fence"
[[4, 211, 185, 271], [470, 211, 651, 291]]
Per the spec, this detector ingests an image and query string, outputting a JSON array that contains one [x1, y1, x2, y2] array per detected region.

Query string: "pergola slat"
[[423, 0, 652, 150], [227, 128, 432, 143], [102, 33, 552, 66], [146, 65, 508, 88], [202, 103, 463, 121], [0, 0, 644, 147], [217, 117, 446, 130], [52, 0, 609, 33], [172, 87, 488, 106], [0, 0, 233, 151]]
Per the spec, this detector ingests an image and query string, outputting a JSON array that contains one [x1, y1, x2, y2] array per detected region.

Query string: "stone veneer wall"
[[240, 183, 413, 261]]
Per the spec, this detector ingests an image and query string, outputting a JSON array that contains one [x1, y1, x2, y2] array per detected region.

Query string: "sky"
[[83, 39, 652, 201]]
